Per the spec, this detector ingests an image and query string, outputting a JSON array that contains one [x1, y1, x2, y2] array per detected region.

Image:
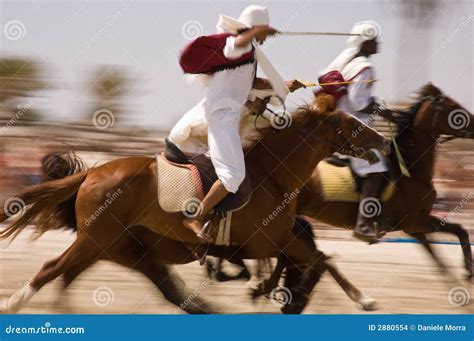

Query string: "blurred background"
[[0, 0, 472, 314], [0, 0, 472, 233]]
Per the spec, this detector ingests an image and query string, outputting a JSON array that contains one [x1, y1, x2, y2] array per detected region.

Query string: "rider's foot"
[[183, 218, 202, 234], [353, 224, 378, 243], [183, 218, 212, 242]]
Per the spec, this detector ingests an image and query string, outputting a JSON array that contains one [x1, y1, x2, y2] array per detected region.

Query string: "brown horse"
[[0, 94, 389, 314], [251, 83, 474, 300]]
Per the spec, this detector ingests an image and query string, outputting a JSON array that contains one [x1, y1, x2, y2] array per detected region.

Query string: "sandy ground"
[[0, 229, 472, 315]]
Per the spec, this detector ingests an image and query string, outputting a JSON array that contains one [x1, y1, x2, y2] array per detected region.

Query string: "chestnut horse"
[[0, 94, 389, 314], [251, 84, 474, 301]]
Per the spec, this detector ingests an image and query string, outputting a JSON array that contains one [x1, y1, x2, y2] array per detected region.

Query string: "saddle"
[[317, 159, 395, 203], [156, 139, 252, 216]]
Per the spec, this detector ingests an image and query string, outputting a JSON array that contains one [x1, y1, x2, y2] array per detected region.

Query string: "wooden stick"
[[299, 79, 378, 87], [279, 31, 364, 37]]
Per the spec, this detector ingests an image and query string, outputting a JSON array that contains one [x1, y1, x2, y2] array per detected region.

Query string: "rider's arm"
[[223, 36, 253, 60], [253, 78, 272, 90], [234, 26, 276, 48], [253, 78, 306, 92]]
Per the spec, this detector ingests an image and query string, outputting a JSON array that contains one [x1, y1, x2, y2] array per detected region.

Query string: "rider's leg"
[[183, 179, 229, 236], [354, 171, 388, 241], [183, 108, 245, 238]]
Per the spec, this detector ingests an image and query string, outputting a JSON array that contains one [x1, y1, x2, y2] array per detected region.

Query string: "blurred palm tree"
[[0, 57, 46, 123], [87, 65, 131, 128]]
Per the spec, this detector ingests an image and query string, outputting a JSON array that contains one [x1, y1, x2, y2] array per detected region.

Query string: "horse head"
[[411, 83, 474, 140], [311, 93, 391, 164]]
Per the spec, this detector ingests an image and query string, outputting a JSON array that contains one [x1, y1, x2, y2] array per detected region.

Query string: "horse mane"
[[241, 93, 337, 150], [396, 82, 443, 133]]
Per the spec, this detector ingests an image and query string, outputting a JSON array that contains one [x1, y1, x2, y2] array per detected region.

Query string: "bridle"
[[424, 94, 471, 144]]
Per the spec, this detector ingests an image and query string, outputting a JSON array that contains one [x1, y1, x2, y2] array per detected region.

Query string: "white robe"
[[168, 36, 255, 193], [338, 63, 388, 176]]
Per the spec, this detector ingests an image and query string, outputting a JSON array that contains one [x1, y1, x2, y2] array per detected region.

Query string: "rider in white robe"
[[169, 5, 304, 240], [322, 21, 389, 242]]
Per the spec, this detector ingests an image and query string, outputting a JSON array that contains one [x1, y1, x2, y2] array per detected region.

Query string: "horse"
[[0, 94, 389, 314], [250, 83, 474, 300]]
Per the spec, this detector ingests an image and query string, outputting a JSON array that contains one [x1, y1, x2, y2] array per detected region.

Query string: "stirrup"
[[197, 220, 213, 241]]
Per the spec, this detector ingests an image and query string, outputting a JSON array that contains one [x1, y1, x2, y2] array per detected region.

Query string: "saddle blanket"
[[317, 161, 395, 202], [156, 153, 238, 246]]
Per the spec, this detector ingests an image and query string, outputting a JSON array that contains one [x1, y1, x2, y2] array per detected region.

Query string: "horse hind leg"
[[0, 237, 100, 313], [120, 255, 215, 314]]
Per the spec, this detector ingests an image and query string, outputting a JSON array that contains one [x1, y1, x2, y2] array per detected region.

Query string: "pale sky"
[[0, 0, 472, 129]]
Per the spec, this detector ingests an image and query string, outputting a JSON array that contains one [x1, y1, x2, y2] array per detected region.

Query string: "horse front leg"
[[405, 215, 472, 281], [407, 232, 448, 274], [251, 255, 287, 299], [430, 217, 472, 281], [325, 262, 377, 311]]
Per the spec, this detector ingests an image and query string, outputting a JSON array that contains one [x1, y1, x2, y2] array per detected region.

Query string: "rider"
[[321, 21, 389, 242], [169, 5, 305, 239]]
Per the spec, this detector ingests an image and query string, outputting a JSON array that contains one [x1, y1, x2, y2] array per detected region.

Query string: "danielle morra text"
[[417, 324, 466, 332]]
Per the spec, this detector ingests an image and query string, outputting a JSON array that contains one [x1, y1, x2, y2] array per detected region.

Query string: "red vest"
[[179, 33, 255, 74], [315, 68, 371, 103]]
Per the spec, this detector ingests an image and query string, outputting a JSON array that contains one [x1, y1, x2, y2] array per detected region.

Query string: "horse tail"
[[0, 153, 88, 241]]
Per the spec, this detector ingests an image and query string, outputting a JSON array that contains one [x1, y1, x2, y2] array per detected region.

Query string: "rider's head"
[[359, 38, 379, 56], [346, 21, 381, 57]]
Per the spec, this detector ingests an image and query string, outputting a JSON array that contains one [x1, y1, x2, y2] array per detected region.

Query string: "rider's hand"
[[286, 79, 307, 92], [246, 98, 267, 115], [254, 25, 279, 37]]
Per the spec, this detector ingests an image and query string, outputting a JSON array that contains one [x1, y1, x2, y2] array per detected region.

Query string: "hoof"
[[0, 298, 17, 314], [250, 280, 274, 300], [358, 297, 378, 311], [280, 291, 308, 315], [280, 298, 307, 314]]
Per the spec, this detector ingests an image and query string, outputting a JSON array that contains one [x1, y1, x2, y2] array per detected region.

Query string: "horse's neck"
[[246, 126, 331, 192], [396, 127, 438, 182]]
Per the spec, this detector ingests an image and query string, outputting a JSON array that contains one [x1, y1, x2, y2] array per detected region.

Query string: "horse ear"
[[424, 82, 442, 97], [313, 93, 336, 113]]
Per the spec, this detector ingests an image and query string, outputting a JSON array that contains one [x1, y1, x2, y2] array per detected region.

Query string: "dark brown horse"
[[250, 83, 474, 300], [0, 94, 389, 314]]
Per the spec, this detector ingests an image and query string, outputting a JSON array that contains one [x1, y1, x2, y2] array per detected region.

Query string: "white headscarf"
[[216, 5, 290, 103], [323, 21, 379, 80]]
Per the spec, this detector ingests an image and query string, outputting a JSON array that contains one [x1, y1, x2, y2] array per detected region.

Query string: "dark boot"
[[354, 172, 387, 243]]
